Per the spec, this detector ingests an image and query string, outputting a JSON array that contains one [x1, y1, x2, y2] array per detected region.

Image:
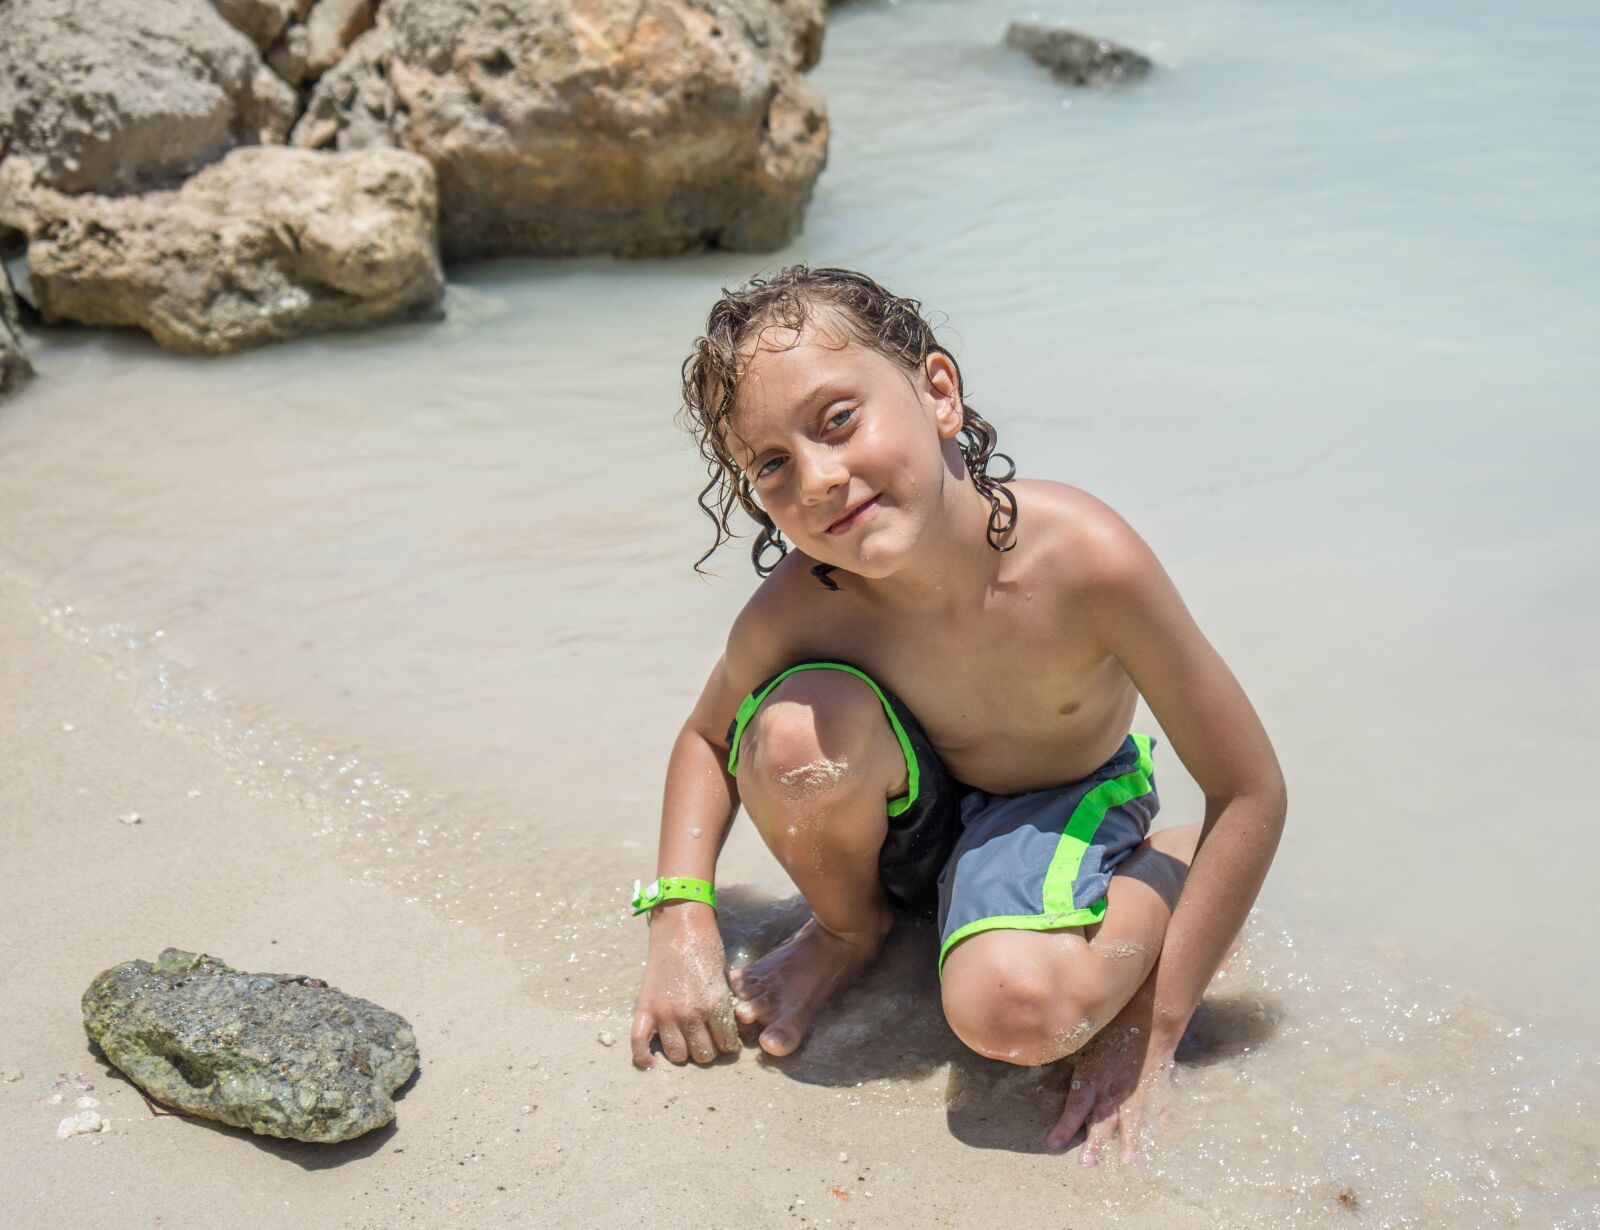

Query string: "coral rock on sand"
[[1, 258, 33, 396], [82, 948, 418, 1144], [0, 0, 296, 195], [294, 0, 830, 259], [12, 146, 444, 355], [1004, 22, 1152, 88]]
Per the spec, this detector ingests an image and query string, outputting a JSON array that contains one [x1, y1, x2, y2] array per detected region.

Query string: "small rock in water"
[[0, 1067, 22, 1083], [61, 722, 76, 732], [76, 1095, 99, 1108], [187, 789, 203, 799], [1004, 22, 1152, 88], [82, 948, 417, 1143], [839, 1151, 849, 1163], [56, 1109, 107, 1138], [598, 1031, 616, 1048], [117, 812, 141, 825]]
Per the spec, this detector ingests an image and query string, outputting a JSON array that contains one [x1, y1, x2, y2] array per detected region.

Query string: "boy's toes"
[[734, 995, 767, 1026], [758, 1016, 805, 1058]]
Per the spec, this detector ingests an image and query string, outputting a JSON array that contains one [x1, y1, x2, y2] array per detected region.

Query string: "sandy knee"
[[738, 671, 899, 807]]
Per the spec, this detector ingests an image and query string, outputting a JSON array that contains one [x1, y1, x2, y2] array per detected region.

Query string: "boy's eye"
[[755, 456, 786, 480], [825, 407, 856, 431]]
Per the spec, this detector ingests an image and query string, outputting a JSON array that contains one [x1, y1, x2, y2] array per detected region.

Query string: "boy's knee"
[[738, 671, 891, 805], [941, 938, 1105, 1066]]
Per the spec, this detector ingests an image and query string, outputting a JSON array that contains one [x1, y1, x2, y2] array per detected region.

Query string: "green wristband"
[[630, 876, 717, 916]]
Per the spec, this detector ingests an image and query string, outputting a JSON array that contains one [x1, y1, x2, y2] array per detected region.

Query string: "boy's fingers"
[[629, 1015, 656, 1069], [658, 1023, 689, 1065], [1118, 1102, 1143, 1163], [709, 1003, 741, 1054], [685, 1023, 716, 1066], [1047, 1082, 1095, 1149], [1079, 1102, 1118, 1167]]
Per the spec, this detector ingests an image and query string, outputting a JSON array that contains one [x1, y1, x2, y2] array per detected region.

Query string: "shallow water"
[[4, 0, 1598, 1221]]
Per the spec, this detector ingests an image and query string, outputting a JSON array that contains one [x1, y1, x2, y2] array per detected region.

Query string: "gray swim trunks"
[[725, 661, 1160, 976]]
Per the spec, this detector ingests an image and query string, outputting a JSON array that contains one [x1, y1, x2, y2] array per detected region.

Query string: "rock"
[[304, 0, 377, 80], [1004, 22, 1152, 88], [0, 0, 298, 195], [117, 812, 142, 825], [0, 1067, 22, 1083], [268, 23, 315, 88], [1, 258, 32, 397], [19, 146, 444, 355], [294, 0, 830, 260], [211, 0, 301, 50], [82, 948, 418, 1143]]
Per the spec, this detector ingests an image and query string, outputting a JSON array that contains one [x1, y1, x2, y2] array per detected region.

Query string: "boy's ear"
[[923, 352, 964, 438]]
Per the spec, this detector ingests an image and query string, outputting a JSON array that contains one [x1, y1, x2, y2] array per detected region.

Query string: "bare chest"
[[793, 590, 1137, 792]]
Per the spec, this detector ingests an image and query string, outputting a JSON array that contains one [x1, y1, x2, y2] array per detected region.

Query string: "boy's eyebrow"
[[791, 379, 854, 413]]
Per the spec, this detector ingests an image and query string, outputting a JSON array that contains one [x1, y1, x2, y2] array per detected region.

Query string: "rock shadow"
[[83, 1037, 417, 1169]]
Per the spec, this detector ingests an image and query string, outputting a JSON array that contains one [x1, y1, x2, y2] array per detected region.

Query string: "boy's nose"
[[796, 447, 848, 503]]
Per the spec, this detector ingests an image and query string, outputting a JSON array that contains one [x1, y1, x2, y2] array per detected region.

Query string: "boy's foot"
[[729, 914, 891, 1057]]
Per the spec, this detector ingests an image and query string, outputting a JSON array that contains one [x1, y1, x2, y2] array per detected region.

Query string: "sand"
[[0, 588, 1207, 1229]]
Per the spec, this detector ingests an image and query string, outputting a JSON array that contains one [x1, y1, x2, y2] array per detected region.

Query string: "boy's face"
[[727, 317, 966, 579]]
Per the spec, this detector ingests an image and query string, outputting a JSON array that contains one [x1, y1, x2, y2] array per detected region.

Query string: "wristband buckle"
[[630, 876, 717, 916]]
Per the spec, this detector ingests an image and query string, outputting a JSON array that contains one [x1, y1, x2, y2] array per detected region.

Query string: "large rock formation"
[[83, 948, 418, 1144], [1, 259, 34, 396], [293, 0, 829, 259], [0, 0, 297, 195], [11, 147, 444, 354], [1004, 22, 1152, 88]]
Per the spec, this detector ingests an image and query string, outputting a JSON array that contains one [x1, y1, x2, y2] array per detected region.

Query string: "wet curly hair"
[[679, 265, 1017, 586]]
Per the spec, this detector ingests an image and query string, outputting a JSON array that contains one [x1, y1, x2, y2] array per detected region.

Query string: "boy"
[[629, 267, 1286, 1164]]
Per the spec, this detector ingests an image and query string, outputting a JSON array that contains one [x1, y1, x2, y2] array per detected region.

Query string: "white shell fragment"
[[56, 1110, 107, 1138], [118, 812, 142, 825], [598, 1031, 616, 1048]]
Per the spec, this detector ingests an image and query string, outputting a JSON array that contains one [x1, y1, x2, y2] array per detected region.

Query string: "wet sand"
[[1, 588, 1212, 1229]]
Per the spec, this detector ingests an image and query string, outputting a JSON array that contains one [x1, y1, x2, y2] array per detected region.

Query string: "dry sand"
[[0, 589, 1203, 1229]]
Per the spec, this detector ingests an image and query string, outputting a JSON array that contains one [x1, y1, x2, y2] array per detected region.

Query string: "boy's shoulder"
[[1010, 480, 1153, 596]]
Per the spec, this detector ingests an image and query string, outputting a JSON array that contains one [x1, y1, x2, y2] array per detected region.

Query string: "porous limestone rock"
[[211, 0, 304, 51], [1004, 22, 1152, 88], [1, 258, 34, 396], [305, 0, 379, 79], [16, 146, 444, 355], [82, 948, 417, 1144], [294, 0, 830, 259], [0, 0, 297, 194]]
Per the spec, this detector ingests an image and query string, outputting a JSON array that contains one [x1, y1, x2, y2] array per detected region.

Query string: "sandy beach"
[[3, 584, 1223, 1229]]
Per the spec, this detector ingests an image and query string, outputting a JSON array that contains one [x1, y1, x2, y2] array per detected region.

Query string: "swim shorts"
[[726, 660, 1160, 975]]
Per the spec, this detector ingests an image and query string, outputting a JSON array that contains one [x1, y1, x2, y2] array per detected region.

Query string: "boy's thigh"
[[934, 740, 1159, 978]]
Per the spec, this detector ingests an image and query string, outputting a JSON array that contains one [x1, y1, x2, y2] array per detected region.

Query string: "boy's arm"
[[631, 588, 799, 1069], [1057, 511, 1287, 1154], [629, 656, 746, 1068]]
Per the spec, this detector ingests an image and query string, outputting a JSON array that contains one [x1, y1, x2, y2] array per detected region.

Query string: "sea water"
[[3, 0, 1597, 1222]]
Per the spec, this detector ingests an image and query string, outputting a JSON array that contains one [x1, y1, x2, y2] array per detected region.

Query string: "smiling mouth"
[[827, 495, 880, 534]]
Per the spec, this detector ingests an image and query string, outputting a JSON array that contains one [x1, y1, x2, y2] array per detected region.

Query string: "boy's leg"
[[940, 824, 1200, 1065], [730, 669, 908, 1057]]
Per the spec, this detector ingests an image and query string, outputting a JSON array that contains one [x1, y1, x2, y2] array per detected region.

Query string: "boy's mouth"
[[827, 495, 880, 534]]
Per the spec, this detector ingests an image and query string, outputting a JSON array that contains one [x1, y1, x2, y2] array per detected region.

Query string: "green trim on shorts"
[[726, 662, 920, 817], [937, 732, 1154, 977]]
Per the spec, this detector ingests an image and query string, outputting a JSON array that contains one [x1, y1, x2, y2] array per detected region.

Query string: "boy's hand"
[[630, 902, 741, 1068], [1047, 989, 1181, 1164]]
